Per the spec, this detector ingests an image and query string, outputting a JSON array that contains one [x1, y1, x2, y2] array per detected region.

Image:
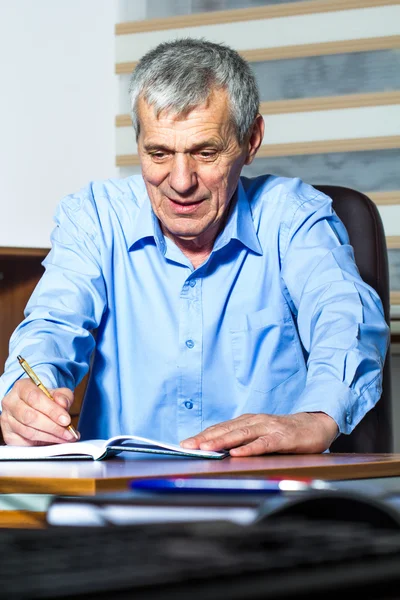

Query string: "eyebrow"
[[143, 140, 222, 153]]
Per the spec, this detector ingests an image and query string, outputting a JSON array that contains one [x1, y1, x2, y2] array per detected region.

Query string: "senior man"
[[0, 39, 389, 455]]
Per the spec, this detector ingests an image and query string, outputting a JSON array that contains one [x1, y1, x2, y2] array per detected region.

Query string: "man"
[[0, 39, 389, 455]]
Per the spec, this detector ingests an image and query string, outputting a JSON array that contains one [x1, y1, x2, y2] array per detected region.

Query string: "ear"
[[244, 115, 265, 165]]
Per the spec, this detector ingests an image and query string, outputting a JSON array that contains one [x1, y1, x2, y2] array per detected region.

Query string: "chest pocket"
[[229, 305, 300, 394]]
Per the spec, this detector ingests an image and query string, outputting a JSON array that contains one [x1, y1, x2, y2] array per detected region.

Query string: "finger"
[[200, 414, 257, 435], [181, 414, 258, 449], [18, 384, 72, 428], [9, 401, 76, 442], [14, 379, 72, 413], [198, 423, 269, 452], [2, 382, 76, 446], [4, 386, 75, 442], [1, 411, 71, 445], [1, 419, 59, 447], [229, 435, 281, 457], [0, 413, 32, 446]]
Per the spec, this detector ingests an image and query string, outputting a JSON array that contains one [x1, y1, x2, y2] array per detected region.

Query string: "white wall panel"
[[377, 205, 400, 237], [118, 74, 132, 113], [262, 105, 400, 144], [0, 0, 118, 248]]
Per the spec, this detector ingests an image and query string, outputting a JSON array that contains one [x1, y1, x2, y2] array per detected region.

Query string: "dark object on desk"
[[264, 490, 400, 530], [3, 516, 400, 599], [314, 185, 392, 454]]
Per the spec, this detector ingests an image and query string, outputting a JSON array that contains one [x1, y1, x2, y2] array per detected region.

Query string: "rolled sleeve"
[[281, 189, 389, 435], [0, 187, 107, 406], [290, 375, 382, 435]]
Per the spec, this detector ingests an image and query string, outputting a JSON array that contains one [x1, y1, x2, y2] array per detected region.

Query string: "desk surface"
[[1, 453, 400, 495]]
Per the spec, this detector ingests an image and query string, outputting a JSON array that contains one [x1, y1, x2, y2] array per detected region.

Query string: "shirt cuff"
[[289, 378, 363, 435]]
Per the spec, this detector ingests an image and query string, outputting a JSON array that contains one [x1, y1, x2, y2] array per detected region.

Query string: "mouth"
[[167, 197, 204, 215]]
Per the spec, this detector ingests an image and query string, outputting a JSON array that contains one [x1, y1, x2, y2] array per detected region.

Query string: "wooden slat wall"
[[115, 0, 400, 35], [115, 34, 400, 74]]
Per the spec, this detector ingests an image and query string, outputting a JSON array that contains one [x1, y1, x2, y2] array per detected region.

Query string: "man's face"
[[137, 89, 255, 250]]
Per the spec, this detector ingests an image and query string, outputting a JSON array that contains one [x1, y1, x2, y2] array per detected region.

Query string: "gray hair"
[[129, 38, 259, 144]]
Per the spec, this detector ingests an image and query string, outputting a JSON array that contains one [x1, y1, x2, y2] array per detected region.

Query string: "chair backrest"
[[313, 185, 393, 453]]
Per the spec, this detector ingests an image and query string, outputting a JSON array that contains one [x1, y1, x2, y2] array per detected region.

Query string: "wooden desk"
[[1, 452, 400, 527], [1, 453, 400, 495]]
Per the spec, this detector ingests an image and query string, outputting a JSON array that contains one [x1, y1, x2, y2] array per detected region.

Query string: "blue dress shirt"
[[0, 174, 389, 444]]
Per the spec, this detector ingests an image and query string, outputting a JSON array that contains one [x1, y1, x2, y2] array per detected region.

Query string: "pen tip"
[[17, 355, 23, 363]]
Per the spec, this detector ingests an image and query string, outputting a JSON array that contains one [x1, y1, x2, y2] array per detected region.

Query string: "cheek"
[[200, 165, 231, 194], [141, 161, 167, 187]]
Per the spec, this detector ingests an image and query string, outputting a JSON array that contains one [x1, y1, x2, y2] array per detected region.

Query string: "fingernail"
[[181, 439, 196, 448], [59, 415, 70, 426], [63, 429, 75, 441]]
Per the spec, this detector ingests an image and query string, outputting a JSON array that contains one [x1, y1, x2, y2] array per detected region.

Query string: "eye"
[[148, 150, 171, 162], [196, 150, 217, 161]]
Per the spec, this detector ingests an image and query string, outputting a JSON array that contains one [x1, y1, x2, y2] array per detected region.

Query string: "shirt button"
[[189, 279, 196, 287], [184, 401, 193, 410], [185, 339, 195, 349], [346, 413, 352, 424]]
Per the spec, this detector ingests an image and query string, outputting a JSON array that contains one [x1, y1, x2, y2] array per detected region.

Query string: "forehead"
[[137, 88, 233, 137]]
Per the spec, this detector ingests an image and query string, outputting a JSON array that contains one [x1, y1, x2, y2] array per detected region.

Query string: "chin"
[[163, 220, 202, 236], [169, 230, 202, 240]]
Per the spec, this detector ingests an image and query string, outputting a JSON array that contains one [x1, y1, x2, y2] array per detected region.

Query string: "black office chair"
[[313, 185, 393, 453]]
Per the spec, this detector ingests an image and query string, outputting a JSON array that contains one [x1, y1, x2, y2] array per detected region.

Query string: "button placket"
[[177, 275, 203, 439]]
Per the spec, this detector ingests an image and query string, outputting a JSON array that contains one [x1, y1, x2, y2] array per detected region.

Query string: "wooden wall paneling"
[[392, 291, 400, 304], [387, 237, 400, 249], [71, 378, 87, 428], [0, 252, 86, 428], [0, 255, 45, 373]]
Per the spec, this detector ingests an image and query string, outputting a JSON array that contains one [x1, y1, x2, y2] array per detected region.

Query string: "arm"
[[182, 189, 389, 455], [280, 190, 389, 433], [0, 188, 107, 445]]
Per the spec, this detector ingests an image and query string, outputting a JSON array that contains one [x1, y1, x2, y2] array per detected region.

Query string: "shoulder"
[[240, 174, 345, 256], [54, 175, 147, 240], [240, 174, 333, 220]]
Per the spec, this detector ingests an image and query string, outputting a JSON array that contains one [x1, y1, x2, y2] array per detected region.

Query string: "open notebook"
[[0, 435, 229, 461]]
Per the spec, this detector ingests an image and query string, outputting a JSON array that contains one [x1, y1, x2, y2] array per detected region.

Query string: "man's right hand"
[[0, 379, 77, 446]]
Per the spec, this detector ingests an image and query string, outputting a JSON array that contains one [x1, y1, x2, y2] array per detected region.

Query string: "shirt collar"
[[213, 179, 262, 255], [128, 196, 166, 254], [127, 178, 262, 256]]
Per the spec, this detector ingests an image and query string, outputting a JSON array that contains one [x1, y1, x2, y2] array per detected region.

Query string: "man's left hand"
[[180, 412, 339, 456]]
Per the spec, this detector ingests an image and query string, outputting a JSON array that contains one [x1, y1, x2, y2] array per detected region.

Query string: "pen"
[[130, 477, 333, 494], [17, 355, 80, 440]]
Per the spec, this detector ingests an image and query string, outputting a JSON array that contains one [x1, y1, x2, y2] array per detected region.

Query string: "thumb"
[[51, 388, 74, 411]]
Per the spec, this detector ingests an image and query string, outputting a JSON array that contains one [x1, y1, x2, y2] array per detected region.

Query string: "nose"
[[169, 153, 197, 195]]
